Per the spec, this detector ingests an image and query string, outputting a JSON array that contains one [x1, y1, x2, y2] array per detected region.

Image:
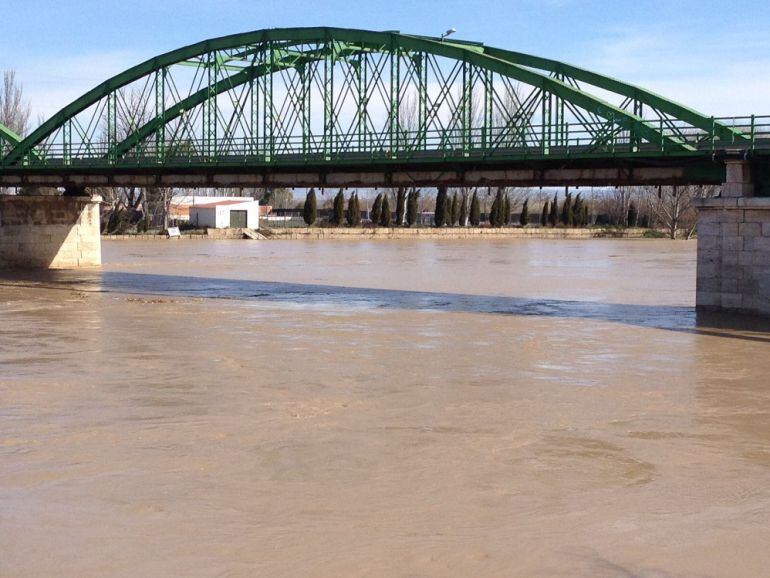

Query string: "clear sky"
[[4, 0, 770, 121]]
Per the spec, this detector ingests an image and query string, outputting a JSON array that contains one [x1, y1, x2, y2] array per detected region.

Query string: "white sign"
[[167, 227, 181, 238]]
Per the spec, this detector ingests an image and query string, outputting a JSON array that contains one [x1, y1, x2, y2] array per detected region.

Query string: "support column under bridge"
[[697, 160, 770, 316], [0, 195, 102, 269]]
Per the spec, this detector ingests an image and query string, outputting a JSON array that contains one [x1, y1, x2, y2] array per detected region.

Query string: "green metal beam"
[[106, 30, 692, 162], [0, 123, 22, 147], [471, 43, 745, 142], [5, 27, 719, 166], [108, 45, 367, 160]]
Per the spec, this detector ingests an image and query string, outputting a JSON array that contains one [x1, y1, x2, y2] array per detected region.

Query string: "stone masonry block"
[[723, 236, 743, 252], [696, 291, 721, 308], [739, 223, 762, 238], [744, 210, 770, 223], [721, 293, 743, 310]]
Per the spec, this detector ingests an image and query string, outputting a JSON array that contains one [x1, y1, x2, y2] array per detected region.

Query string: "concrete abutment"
[[0, 195, 102, 269], [697, 159, 770, 316]]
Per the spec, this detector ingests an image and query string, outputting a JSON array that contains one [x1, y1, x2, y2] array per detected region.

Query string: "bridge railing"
[[4, 116, 770, 168]]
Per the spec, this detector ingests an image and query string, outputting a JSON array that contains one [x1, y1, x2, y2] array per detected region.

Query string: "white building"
[[189, 199, 260, 229]]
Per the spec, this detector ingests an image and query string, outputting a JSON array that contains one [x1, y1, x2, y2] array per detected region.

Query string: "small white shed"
[[189, 200, 260, 229]]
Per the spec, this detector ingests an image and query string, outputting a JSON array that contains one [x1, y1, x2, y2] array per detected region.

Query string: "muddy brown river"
[[2, 238, 769, 577]]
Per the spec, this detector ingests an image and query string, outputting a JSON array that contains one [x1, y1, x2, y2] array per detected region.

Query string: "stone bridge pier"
[[696, 160, 770, 316], [0, 194, 102, 269]]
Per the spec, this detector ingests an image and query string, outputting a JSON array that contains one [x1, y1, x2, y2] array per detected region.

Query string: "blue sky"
[[4, 0, 770, 120]]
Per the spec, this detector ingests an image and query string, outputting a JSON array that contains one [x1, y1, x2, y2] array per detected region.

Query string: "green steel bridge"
[[1, 27, 769, 192]]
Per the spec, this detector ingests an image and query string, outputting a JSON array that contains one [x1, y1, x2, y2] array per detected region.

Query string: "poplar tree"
[[371, 193, 383, 226], [380, 194, 392, 227], [541, 200, 549, 226], [470, 191, 481, 226], [303, 188, 317, 226], [549, 193, 559, 227], [396, 187, 407, 226], [520, 198, 530, 226]]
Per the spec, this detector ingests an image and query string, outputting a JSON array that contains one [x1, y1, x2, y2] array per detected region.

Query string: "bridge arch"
[[1, 27, 746, 168], [0, 123, 22, 159]]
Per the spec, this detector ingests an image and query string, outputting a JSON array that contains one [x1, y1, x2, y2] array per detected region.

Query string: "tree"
[[490, 188, 505, 227], [257, 188, 294, 210], [627, 201, 639, 228], [489, 192, 499, 227], [459, 192, 469, 227], [371, 193, 383, 226], [503, 194, 511, 226], [541, 201, 549, 227], [0, 70, 31, 136], [582, 203, 590, 227], [519, 198, 529, 226], [451, 192, 460, 226], [434, 186, 448, 227], [549, 194, 559, 227], [406, 189, 420, 226], [644, 185, 714, 239], [303, 188, 317, 226], [573, 194, 583, 227], [380, 193, 392, 227], [396, 187, 407, 226], [470, 191, 481, 226], [331, 189, 345, 226], [346, 192, 361, 227], [561, 192, 573, 226]]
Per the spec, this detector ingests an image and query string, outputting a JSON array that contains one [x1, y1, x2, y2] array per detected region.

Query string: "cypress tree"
[[470, 191, 481, 226], [406, 189, 420, 227], [541, 200, 549, 227], [549, 193, 559, 227], [396, 187, 407, 226], [434, 186, 448, 227], [451, 192, 460, 226], [572, 193, 583, 227], [303, 188, 317, 226], [331, 189, 345, 226], [520, 198, 530, 227], [627, 201, 639, 228], [503, 194, 511, 226], [582, 204, 590, 227], [346, 193, 360, 227], [380, 194, 392, 227], [459, 193, 468, 227], [494, 189, 505, 227], [371, 193, 383, 226], [489, 193, 499, 227], [561, 192, 572, 226]]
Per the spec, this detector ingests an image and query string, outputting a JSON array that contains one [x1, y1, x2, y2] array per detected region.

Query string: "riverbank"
[[104, 226, 655, 241]]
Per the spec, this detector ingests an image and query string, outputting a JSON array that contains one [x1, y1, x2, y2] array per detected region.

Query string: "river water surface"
[[2, 239, 769, 577]]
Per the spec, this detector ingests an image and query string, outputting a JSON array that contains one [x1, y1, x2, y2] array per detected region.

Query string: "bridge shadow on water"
[[2, 270, 770, 343]]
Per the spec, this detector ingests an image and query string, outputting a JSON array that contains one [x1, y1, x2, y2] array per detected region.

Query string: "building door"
[[229, 210, 247, 228]]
